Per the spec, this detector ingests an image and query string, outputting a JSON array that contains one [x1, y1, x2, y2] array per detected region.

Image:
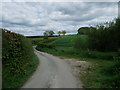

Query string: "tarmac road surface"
[[22, 48, 80, 88]]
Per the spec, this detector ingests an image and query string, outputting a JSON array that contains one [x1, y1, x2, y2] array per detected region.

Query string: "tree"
[[43, 30, 55, 39], [49, 31, 55, 36], [58, 31, 62, 36], [78, 27, 91, 35], [43, 31, 49, 36], [43, 30, 55, 36], [62, 30, 66, 35], [43, 31, 49, 39], [88, 18, 120, 52]]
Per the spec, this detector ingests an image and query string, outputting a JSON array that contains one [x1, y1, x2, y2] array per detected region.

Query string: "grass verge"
[[3, 54, 39, 88], [80, 57, 120, 88], [79, 58, 112, 88], [36, 46, 116, 60]]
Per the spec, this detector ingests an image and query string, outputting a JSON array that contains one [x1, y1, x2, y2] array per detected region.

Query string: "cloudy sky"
[[1, 1, 118, 36]]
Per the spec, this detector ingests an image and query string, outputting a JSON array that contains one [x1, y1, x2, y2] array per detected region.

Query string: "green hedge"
[[2, 29, 39, 88], [36, 42, 55, 51]]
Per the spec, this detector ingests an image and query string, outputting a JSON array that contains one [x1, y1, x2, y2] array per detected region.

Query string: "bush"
[[74, 35, 89, 50], [88, 18, 120, 52], [30, 37, 59, 46], [2, 29, 39, 88], [36, 42, 55, 51]]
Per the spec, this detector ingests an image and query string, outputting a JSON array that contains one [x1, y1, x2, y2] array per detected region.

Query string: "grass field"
[[35, 35, 119, 88], [36, 35, 117, 60], [50, 35, 78, 47], [30, 37, 59, 45]]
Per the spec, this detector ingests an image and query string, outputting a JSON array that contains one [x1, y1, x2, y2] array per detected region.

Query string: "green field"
[[36, 35, 117, 60], [30, 37, 59, 45], [35, 35, 120, 88], [50, 35, 78, 47]]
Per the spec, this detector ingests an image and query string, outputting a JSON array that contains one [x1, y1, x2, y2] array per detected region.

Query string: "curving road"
[[22, 48, 80, 88]]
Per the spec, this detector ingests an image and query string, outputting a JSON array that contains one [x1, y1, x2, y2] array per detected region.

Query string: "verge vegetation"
[[2, 29, 39, 88]]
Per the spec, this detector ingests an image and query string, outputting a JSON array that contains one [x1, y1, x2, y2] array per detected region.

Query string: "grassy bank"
[[30, 36, 59, 45], [36, 47, 117, 60], [79, 58, 120, 88], [3, 54, 39, 88], [2, 29, 39, 88]]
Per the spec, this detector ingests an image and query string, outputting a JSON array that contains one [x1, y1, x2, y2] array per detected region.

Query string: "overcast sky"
[[1, 1, 118, 36]]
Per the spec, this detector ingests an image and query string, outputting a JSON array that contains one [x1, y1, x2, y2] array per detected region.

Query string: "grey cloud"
[[2, 2, 47, 27], [1, 2, 118, 36], [51, 2, 117, 22]]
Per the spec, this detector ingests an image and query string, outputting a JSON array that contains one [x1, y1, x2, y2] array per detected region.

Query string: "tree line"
[[76, 18, 120, 52], [43, 30, 66, 37]]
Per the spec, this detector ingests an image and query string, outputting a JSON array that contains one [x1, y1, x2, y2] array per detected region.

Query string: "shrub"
[[74, 35, 89, 50], [36, 42, 55, 51], [88, 18, 120, 52], [2, 28, 38, 88]]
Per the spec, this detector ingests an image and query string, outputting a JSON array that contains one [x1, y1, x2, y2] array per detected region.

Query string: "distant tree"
[[49, 31, 55, 36], [43, 31, 49, 36], [58, 31, 62, 36], [43, 31, 49, 39], [62, 30, 66, 35], [78, 27, 91, 35], [43, 30, 55, 39]]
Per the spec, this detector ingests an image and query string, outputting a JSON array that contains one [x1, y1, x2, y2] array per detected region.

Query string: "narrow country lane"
[[22, 48, 81, 88]]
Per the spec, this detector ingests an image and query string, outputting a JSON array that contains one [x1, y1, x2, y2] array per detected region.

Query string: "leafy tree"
[[75, 18, 120, 52], [43, 31, 49, 36], [78, 27, 91, 35], [88, 18, 120, 52], [43, 31, 49, 39], [44, 31, 55, 36], [62, 30, 66, 35], [43, 30, 55, 39], [58, 31, 62, 36], [49, 30, 55, 36]]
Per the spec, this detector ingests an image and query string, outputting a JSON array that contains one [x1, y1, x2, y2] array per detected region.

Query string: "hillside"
[[50, 35, 77, 47]]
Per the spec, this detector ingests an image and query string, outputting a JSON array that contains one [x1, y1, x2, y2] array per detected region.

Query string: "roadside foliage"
[[2, 28, 39, 88]]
